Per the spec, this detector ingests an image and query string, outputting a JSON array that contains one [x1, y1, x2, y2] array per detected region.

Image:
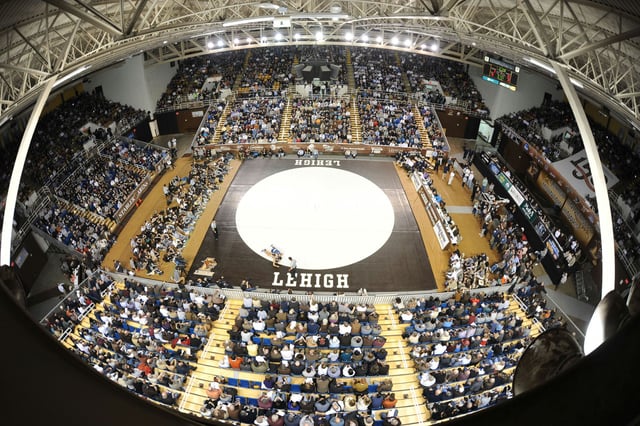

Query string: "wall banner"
[[552, 150, 619, 198]]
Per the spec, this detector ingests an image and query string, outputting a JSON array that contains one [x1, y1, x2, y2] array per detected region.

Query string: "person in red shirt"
[[382, 393, 397, 408], [229, 355, 243, 369]]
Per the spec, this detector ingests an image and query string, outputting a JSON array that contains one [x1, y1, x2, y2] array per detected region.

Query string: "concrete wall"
[[469, 65, 564, 120], [84, 54, 176, 115]]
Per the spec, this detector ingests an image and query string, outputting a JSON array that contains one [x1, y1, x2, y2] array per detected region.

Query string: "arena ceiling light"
[[222, 16, 274, 27], [274, 32, 283, 41], [430, 41, 440, 52], [233, 38, 240, 45], [315, 31, 324, 42], [54, 65, 91, 88], [345, 32, 353, 41], [217, 39, 224, 47], [376, 36, 383, 44], [390, 36, 399, 45], [294, 33, 301, 40], [207, 41, 215, 49], [404, 39, 412, 47], [526, 57, 584, 88], [258, 2, 280, 9], [361, 34, 369, 42]]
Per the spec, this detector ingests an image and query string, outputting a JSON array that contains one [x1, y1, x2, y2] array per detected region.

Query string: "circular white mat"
[[235, 167, 395, 270]]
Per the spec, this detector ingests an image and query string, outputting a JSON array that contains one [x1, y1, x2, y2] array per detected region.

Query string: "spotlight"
[[294, 33, 301, 40], [274, 32, 282, 41], [430, 41, 439, 51], [361, 34, 369, 42], [376, 36, 383, 44], [315, 31, 324, 42], [233, 38, 239, 45], [390, 36, 399, 45], [345, 32, 353, 41], [217, 39, 224, 47], [403, 39, 411, 47], [207, 41, 214, 49]]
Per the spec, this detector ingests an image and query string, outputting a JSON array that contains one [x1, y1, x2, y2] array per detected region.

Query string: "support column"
[[552, 62, 615, 300], [1, 77, 58, 266]]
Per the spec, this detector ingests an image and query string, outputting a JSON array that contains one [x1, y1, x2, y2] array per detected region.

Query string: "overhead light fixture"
[[376, 36, 383, 44], [207, 41, 214, 49], [404, 39, 411, 47], [274, 32, 282, 41], [390, 36, 399, 45], [345, 32, 353, 41], [54, 65, 91, 88], [258, 2, 279, 9], [525, 57, 555, 74], [315, 31, 324, 42], [472, 42, 477, 46], [223, 16, 274, 27], [430, 41, 439, 52], [289, 13, 349, 20], [294, 33, 301, 40], [217, 39, 224, 47], [234, 38, 240, 45], [361, 34, 369, 42], [163, 40, 168, 44], [246, 37, 252, 43], [420, 43, 427, 50]]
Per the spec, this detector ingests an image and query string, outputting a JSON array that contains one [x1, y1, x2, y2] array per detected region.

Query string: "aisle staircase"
[[414, 105, 433, 149], [55, 196, 118, 233], [277, 95, 293, 143], [344, 48, 362, 144], [208, 99, 233, 145], [395, 52, 432, 150]]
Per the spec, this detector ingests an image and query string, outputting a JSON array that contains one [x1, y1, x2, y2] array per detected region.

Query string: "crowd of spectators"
[[420, 106, 447, 150], [46, 272, 227, 408], [203, 294, 404, 425], [359, 97, 420, 146], [129, 155, 230, 278], [401, 54, 488, 114], [106, 138, 167, 171], [352, 48, 404, 96], [1, 93, 146, 209], [498, 101, 576, 162], [35, 201, 114, 264], [498, 102, 640, 278], [156, 51, 245, 111], [54, 150, 150, 219], [394, 290, 532, 421], [237, 47, 293, 97], [194, 102, 227, 146], [220, 97, 284, 144], [289, 97, 351, 144]]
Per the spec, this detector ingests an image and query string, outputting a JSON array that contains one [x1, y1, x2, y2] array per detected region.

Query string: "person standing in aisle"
[[210, 220, 219, 240], [448, 169, 456, 185]]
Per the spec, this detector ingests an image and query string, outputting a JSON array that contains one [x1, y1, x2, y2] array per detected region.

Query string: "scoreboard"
[[482, 55, 519, 91]]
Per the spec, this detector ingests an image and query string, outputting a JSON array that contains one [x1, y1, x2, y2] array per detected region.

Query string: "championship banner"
[[552, 150, 619, 198]]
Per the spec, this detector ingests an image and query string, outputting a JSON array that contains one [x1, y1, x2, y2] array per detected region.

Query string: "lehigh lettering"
[[271, 272, 349, 289]]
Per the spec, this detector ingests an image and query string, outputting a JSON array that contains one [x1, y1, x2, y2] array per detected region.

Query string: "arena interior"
[[1, 1, 640, 425]]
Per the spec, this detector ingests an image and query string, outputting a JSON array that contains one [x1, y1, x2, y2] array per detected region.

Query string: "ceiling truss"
[[0, 0, 638, 126]]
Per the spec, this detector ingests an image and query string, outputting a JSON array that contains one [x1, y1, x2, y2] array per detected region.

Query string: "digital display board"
[[482, 55, 519, 91]]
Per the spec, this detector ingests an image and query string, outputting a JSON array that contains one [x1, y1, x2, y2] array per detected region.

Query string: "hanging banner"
[[552, 150, 619, 198]]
